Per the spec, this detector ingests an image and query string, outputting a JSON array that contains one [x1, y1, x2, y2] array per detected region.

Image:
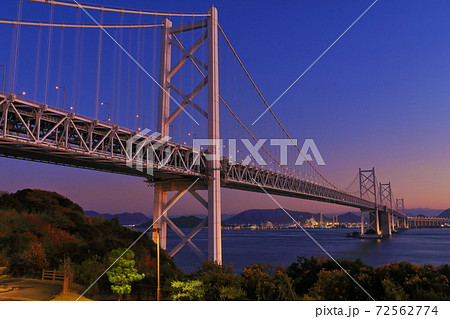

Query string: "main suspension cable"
[[0, 19, 163, 28], [219, 23, 345, 192], [29, 0, 210, 17]]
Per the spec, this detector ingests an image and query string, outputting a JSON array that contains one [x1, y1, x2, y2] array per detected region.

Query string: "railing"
[[41, 269, 74, 295]]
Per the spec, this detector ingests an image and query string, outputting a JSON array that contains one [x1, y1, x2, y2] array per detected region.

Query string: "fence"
[[41, 269, 74, 295]]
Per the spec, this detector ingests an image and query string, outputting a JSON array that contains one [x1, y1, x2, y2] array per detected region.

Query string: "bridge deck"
[[0, 93, 405, 217]]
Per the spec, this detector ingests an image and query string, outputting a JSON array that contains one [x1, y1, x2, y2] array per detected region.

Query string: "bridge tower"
[[359, 168, 380, 235], [379, 182, 393, 236], [396, 198, 408, 229], [152, 7, 222, 264]]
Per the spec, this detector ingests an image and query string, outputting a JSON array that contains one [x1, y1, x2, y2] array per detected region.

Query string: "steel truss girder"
[[0, 94, 407, 223], [0, 93, 207, 178]]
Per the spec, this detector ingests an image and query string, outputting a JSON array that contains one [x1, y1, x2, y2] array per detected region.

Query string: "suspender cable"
[[33, 26, 42, 100], [136, 15, 146, 131], [111, 27, 119, 124], [94, 11, 104, 119], [126, 28, 132, 129], [44, 4, 54, 104], [134, 17, 142, 129], [9, 0, 23, 93], [151, 14, 157, 130], [117, 13, 124, 126], [56, 27, 65, 107], [71, 11, 81, 109]]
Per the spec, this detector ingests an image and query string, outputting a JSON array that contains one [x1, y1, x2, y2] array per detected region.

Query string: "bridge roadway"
[[0, 93, 405, 218]]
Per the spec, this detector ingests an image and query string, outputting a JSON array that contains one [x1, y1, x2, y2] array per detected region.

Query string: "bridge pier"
[[360, 209, 380, 236], [378, 210, 392, 237], [398, 216, 408, 229]]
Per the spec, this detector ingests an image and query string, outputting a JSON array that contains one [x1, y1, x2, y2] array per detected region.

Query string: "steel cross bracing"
[[396, 198, 405, 213]]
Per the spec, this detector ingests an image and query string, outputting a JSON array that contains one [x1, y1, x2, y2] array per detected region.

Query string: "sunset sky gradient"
[[1, 0, 449, 216]]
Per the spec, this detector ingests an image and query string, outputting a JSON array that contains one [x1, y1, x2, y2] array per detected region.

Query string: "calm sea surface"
[[138, 227, 450, 273]]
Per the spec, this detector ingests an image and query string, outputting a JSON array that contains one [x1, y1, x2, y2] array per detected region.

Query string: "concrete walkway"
[[0, 278, 62, 301]]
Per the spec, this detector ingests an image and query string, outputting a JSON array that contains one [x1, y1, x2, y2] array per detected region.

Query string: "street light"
[[148, 228, 161, 301], [55, 85, 66, 110], [187, 132, 196, 145], [136, 114, 146, 131], [100, 102, 111, 123], [0, 64, 6, 93]]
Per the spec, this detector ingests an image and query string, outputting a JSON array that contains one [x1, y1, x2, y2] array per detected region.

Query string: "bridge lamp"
[[55, 85, 66, 110], [19, 91, 26, 95], [136, 114, 146, 131], [188, 132, 196, 144], [101, 102, 111, 124]]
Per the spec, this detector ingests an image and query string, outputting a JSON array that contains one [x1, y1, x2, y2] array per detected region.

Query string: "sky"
[[0, 0, 450, 216]]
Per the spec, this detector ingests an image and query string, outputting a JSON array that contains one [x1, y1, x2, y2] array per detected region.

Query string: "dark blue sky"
[[1, 0, 449, 215]]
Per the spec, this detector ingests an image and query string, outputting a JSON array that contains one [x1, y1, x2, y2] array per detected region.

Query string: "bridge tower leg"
[[359, 168, 380, 235], [152, 17, 172, 249], [379, 182, 393, 236], [207, 6, 222, 264]]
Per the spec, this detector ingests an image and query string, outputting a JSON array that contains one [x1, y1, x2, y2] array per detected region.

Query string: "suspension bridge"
[[0, 0, 409, 264]]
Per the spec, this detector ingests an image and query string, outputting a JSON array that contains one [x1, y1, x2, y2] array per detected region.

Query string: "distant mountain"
[[438, 209, 450, 218], [223, 208, 317, 225], [84, 211, 151, 225], [336, 212, 360, 223], [405, 208, 443, 217], [136, 216, 204, 229]]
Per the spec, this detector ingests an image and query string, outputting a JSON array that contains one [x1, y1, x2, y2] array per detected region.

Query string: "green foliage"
[[219, 285, 246, 301], [170, 280, 205, 301], [192, 261, 244, 300], [106, 249, 145, 300], [305, 269, 352, 300], [0, 266, 8, 281], [242, 263, 297, 300], [381, 279, 408, 300], [75, 255, 105, 296], [374, 261, 450, 300]]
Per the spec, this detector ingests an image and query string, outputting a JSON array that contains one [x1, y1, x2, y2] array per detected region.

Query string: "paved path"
[[0, 279, 62, 301]]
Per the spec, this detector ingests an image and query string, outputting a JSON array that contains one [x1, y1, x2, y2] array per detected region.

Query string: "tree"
[[193, 261, 244, 300], [19, 241, 49, 274], [76, 255, 105, 297], [106, 249, 145, 300], [170, 280, 205, 301]]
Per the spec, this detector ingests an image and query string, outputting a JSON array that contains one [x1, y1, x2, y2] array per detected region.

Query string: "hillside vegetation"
[[0, 189, 181, 299]]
